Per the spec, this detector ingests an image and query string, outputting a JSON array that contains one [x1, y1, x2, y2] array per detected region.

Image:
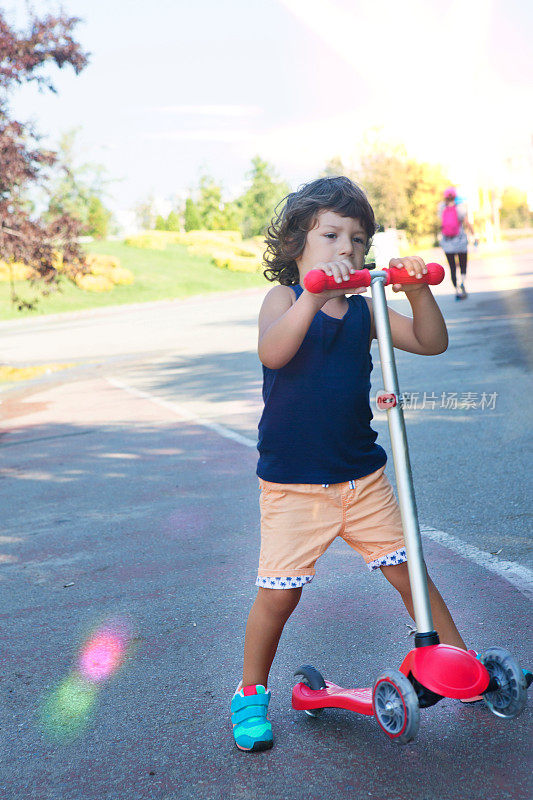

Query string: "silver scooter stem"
[[370, 274, 435, 636]]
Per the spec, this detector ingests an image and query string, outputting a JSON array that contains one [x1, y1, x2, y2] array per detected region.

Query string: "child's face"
[[296, 209, 367, 276]]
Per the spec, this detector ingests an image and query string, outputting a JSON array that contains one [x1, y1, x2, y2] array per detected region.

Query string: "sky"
[[5, 0, 533, 225]]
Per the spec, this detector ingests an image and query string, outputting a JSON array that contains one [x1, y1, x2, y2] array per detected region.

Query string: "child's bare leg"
[[380, 562, 466, 649], [242, 586, 302, 688]]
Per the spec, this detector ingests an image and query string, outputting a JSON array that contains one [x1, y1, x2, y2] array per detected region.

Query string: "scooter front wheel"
[[372, 669, 420, 743], [294, 664, 326, 717], [480, 647, 527, 719]]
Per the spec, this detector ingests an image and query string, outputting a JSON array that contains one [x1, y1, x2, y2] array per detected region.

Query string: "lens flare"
[[40, 674, 98, 742], [39, 615, 137, 742], [78, 630, 127, 683]]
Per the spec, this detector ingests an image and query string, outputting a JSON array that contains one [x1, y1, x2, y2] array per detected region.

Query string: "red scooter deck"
[[292, 680, 374, 716], [292, 646, 492, 717]]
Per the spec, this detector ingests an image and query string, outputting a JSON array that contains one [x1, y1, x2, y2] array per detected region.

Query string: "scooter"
[[293, 263, 532, 743]]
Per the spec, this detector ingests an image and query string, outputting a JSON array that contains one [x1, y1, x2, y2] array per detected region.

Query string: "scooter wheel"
[[294, 665, 326, 717], [480, 647, 527, 719], [372, 669, 420, 743]]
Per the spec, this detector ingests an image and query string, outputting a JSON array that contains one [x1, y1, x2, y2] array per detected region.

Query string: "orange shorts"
[[256, 465, 406, 589]]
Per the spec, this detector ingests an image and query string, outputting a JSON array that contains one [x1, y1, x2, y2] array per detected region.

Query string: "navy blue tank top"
[[257, 284, 387, 483]]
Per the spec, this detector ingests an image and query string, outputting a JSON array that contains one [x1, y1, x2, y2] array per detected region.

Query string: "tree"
[[404, 160, 449, 242], [184, 175, 242, 231], [184, 197, 202, 231], [327, 141, 449, 242], [358, 147, 410, 230], [237, 156, 289, 238], [195, 175, 227, 230], [87, 195, 111, 239], [45, 129, 113, 238], [500, 188, 532, 229], [0, 9, 90, 307], [219, 200, 243, 231], [134, 196, 155, 230], [153, 210, 180, 231], [182, 161, 289, 236], [165, 210, 180, 231], [322, 156, 353, 179]]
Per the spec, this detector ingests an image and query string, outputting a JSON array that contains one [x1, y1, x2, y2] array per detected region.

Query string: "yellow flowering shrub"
[[124, 232, 177, 249], [211, 252, 260, 273], [0, 252, 134, 291], [51, 251, 85, 281], [109, 266, 134, 285], [188, 242, 259, 259], [0, 260, 36, 281], [176, 230, 242, 245], [122, 229, 264, 273], [75, 274, 114, 292], [86, 254, 121, 273], [51, 250, 64, 272], [179, 231, 263, 272], [80, 254, 134, 289]]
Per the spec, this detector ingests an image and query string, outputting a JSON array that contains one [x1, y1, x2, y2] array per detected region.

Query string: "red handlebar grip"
[[303, 263, 445, 293], [385, 262, 445, 286], [303, 268, 372, 293]]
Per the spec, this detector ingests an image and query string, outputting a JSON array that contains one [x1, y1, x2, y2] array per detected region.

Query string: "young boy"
[[231, 176, 466, 752]]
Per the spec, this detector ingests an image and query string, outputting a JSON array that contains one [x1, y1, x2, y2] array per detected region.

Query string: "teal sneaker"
[[231, 684, 273, 752]]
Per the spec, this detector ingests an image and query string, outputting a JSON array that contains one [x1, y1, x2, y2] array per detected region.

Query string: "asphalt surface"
[[1, 249, 532, 800]]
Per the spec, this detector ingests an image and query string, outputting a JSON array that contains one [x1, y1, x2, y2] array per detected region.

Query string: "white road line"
[[106, 377, 257, 448], [107, 376, 533, 601], [421, 526, 533, 601]]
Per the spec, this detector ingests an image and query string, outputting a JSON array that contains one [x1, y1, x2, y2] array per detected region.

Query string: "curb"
[[0, 285, 269, 330]]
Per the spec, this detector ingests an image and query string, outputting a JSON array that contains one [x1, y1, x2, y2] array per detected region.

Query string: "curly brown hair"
[[263, 176, 376, 285]]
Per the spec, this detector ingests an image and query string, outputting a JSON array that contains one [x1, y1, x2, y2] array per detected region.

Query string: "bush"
[[75, 274, 114, 292], [124, 232, 172, 249], [121, 229, 263, 273], [0, 260, 36, 281], [86, 253, 121, 273], [211, 252, 260, 272], [180, 231, 262, 272], [82, 253, 134, 288], [109, 266, 134, 285], [176, 230, 243, 245]]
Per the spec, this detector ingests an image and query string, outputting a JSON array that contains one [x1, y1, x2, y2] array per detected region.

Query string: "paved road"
[[1, 251, 532, 799]]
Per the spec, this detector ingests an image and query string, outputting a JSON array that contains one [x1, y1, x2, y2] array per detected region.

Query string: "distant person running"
[[438, 186, 475, 300]]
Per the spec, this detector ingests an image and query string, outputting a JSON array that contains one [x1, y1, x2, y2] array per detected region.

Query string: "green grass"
[[0, 240, 267, 320]]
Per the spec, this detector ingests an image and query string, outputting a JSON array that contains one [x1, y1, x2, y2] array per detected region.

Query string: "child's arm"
[[258, 259, 363, 368], [258, 284, 324, 369], [366, 257, 448, 356]]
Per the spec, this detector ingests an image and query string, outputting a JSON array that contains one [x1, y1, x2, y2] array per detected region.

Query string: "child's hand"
[[310, 259, 368, 299], [389, 257, 428, 293]]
